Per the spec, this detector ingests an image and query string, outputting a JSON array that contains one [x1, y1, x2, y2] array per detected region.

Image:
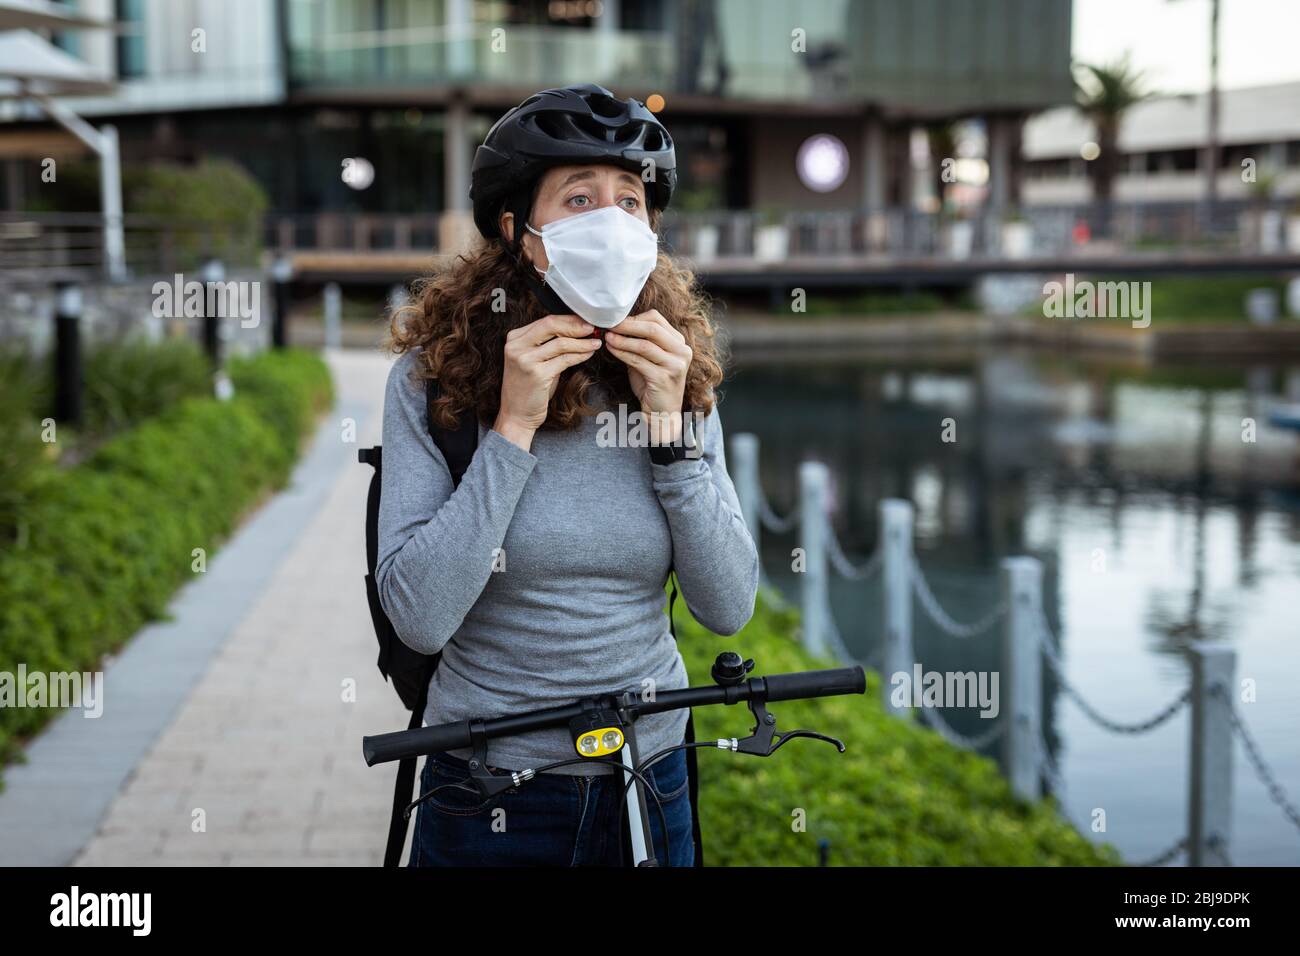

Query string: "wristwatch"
[[648, 411, 697, 465]]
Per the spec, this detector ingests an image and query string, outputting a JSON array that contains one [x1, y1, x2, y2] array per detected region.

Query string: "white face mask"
[[527, 205, 659, 329]]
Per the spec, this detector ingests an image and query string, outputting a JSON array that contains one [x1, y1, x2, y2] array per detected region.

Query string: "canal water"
[[719, 345, 1300, 866]]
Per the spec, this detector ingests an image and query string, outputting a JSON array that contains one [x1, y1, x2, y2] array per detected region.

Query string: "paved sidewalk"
[[0, 349, 410, 866]]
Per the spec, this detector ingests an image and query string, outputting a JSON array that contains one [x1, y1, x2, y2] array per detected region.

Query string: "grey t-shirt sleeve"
[[375, 351, 537, 655], [650, 405, 760, 635]]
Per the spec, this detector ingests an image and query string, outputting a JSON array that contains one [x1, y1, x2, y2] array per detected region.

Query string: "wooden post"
[[798, 461, 830, 658], [1188, 642, 1235, 867], [880, 499, 914, 717], [729, 433, 761, 570], [1000, 557, 1043, 801], [53, 282, 83, 426]]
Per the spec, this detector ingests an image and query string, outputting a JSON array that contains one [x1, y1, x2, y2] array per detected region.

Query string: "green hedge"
[[0, 355, 50, 543], [0, 348, 332, 769], [82, 338, 214, 438], [1, 338, 216, 543], [677, 590, 1120, 866]]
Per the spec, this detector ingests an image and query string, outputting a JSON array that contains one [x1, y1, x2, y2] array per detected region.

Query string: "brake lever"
[[728, 698, 847, 756], [769, 729, 847, 754]]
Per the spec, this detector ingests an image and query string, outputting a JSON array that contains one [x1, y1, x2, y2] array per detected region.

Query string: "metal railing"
[[258, 200, 1298, 262], [0, 212, 260, 287], [7, 198, 1296, 288], [729, 431, 1300, 867]]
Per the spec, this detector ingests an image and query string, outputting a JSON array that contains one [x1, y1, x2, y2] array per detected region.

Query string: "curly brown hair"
[[387, 209, 727, 432]]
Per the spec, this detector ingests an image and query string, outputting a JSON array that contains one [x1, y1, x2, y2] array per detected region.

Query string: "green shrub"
[[0, 348, 332, 769], [676, 590, 1119, 866], [26, 158, 268, 270], [0, 350, 52, 545], [82, 338, 213, 437]]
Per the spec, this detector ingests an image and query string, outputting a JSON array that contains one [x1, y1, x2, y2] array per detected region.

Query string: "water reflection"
[[722, 347, 1300, 865]]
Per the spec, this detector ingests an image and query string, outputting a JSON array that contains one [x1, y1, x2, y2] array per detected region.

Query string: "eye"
[[619, 195, 641, 211], [567, 194, 592, 208]]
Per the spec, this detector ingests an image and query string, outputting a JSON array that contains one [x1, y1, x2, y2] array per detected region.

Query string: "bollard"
[[798, 461, 830, 659], [323, 282, 343, 350], [880, 499, 914, 717], [1187, 642, 1235, 867], [53, 282, 84, 427], [1000, 557, 1043, 801], [271, 255, 293, 349], [729, 433, 762, 575], [201, 259, 225, 367]]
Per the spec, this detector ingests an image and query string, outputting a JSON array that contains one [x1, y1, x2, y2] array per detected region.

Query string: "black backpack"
[[360, 377, 705, 867]]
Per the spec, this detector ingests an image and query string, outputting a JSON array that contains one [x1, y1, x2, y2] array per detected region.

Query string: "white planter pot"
[[1287, 216, 1300, 254], [1246, 288, 1279, 325], [754, 225, 789, 263], [947, 221, 974, 260], [1001, 221, 1032, 259], [693, 224, 719, 262]]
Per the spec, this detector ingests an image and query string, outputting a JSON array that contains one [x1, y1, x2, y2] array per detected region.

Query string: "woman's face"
[[501, 163, 649, 272]]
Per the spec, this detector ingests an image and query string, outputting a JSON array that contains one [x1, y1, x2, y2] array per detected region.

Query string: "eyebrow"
[[556, 170, 645, 193]]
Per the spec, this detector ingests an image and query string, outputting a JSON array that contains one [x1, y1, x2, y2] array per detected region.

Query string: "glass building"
[[1, 0, 1074, 218]]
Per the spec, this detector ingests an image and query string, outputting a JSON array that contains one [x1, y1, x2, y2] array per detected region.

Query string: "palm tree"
[[1074, 57, 1153, 236]]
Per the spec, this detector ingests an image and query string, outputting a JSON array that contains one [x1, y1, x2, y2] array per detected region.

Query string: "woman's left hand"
[[603, 310, 692, 420]]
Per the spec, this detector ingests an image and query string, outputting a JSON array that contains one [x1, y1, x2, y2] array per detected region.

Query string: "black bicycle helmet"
[[470, 83, 677, 242]]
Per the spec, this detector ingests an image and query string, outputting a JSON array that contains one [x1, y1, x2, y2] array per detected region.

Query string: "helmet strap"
[[502, 186, 572, 317]]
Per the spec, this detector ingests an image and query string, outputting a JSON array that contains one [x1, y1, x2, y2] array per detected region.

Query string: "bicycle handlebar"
[[362, 665, 865, 767]]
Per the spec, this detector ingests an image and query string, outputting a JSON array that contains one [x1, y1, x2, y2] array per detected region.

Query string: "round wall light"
[[342, 156, 376, 190], [796, 133, 850, 193]]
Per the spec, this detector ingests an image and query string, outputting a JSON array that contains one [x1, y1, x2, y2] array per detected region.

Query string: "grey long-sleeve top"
[[375, 348, 760, 775]]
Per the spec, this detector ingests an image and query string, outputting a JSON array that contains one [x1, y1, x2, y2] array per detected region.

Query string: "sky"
[[1072, 0, 1300, 93]]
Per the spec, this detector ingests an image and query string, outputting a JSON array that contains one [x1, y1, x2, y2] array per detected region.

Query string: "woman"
[[377, 84, 759, 867]]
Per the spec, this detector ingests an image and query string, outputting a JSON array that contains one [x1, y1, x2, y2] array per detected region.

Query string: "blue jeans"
[[408, 746, 695, 867]]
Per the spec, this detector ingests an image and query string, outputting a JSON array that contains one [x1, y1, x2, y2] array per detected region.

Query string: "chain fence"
[[757, 489, 798, 535], [910, 552, 1008, 639], [1038, 609, 1192, 735], [1218, 687, 1300, 836], [917, 704, 1008, 751], [826, 524, 883, 581], [1130, 837, 1189, 868], [742, 472, 1300, 861]]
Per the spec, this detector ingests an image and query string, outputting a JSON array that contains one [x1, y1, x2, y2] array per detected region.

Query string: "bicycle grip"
[[362, 720, 472, 766], [762, 666, 866, 702]]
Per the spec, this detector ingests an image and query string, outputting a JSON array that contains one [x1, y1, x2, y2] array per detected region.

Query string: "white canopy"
[[0, 29, 114, 96], [0, 0, 110, 31]]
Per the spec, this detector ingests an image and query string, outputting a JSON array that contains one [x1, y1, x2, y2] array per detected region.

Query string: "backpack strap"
[[426, 377, 478, 486]]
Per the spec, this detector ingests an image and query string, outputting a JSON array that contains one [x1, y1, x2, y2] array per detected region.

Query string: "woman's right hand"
[[494, 314, 601, 450]]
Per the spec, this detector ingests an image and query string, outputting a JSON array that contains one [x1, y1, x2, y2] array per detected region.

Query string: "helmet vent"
[[585, 92, 626, 120], [532, 111, 574, 140], [570, 113, 612, 141]]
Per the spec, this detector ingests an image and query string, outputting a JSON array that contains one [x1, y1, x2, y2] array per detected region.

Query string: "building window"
[[115, 0, 146, 79], [50, 0, 81, 57]]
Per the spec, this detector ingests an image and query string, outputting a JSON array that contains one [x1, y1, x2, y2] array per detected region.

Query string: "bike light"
[[570, 710, 624, 758]]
